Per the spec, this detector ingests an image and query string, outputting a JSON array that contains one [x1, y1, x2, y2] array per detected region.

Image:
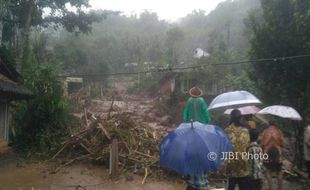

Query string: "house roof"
[[0, 58, 20, 82], [0, 58, 32, 99], [176, 62, 198, 72], [0, 74, 32, 99], [66, 77, 83, 83]]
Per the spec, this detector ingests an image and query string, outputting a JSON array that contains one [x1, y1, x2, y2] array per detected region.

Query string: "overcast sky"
[[89, 0, 226, 21]]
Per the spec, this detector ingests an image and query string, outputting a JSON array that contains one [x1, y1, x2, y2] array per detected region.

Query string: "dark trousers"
[[186, 185, 209, 190], [186, 186, 197, 190], [250, 179, 262, 190], [227, 177, 251, 190], [306, 160, 310, 179], [186, 186, 209, 190]]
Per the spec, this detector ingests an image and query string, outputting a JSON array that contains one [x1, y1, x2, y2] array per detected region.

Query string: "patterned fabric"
[[248, 142, 264, 179], [247, 120, 257, 129], [224, 124, 250, 177], [304, 126, 310, 161], [186, 174, 209, 190], [183, 97, 211, 124]]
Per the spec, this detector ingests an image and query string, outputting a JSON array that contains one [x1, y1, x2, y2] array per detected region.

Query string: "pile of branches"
[[52, 109, 166, 178]]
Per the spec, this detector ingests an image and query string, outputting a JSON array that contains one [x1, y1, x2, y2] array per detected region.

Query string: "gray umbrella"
[[257, 105, 302, 121], [208, 90, 262, 110]]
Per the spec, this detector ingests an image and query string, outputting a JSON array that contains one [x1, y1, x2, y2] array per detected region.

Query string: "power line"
[[63, 54, 310, 78]]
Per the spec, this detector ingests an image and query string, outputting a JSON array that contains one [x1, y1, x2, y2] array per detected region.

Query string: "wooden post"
[[138, 73, 140, 90], [100, 86, 103, 99], [109, 138, 119, 179]]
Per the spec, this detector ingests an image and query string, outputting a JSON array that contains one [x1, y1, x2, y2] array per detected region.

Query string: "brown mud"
[[0, 157, 185, 190]]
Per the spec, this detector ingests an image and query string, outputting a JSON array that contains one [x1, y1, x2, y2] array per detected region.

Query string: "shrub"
[[12, 63, 72, 157]]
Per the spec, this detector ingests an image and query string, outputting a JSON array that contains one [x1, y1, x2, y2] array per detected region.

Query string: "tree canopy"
[[0, 0, 105, 70], [248, 0, 310, 118]]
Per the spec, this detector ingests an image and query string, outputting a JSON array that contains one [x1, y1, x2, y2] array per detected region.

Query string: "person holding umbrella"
[[260, 121, 284, 190], [160, 122, 233, 190], [224, 109, 251, 190], [185, 174, 209, 190], [183, 86, 211, 124], [182, 87, 211, 189]]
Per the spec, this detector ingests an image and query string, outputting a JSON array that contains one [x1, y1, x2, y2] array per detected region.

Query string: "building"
[[0, 57, 32, 141], [64, 77, 83, 96], [159, 70, 231, 97], [194, 48, 210, 59]]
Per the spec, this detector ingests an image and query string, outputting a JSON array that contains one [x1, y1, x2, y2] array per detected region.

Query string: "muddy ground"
[[0, 153, 185, 190], [1, 84, 309, 190], [0, 152, 309, 190]]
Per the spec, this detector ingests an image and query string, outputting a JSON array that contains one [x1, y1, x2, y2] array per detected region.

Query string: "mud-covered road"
[[0, 157, 185, 190]]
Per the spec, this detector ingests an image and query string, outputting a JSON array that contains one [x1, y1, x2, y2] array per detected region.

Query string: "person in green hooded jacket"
[[183, 87, 211, 124]]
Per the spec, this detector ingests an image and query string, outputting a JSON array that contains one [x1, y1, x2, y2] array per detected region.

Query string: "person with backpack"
[[260, 121, 284, 190], [224, 109, 251, 190]]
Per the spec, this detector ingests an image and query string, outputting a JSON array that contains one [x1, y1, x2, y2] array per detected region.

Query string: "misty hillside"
[[180, 0, 261, 62], [49, 0, 261, 74]]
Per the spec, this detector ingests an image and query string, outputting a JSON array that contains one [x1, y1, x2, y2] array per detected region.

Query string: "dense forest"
[[1, 0, 261, 84], [40, 0, 261, 98], [49, 0, 261, 74]]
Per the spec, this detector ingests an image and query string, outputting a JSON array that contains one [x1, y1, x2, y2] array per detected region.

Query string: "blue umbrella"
[[160, 122, 232, 176]]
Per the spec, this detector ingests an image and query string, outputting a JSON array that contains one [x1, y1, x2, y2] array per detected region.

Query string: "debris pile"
[[52, 107, 167, 179], [56, 89, 307, 182]]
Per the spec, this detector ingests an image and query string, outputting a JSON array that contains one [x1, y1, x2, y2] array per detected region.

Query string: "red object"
[[260, 125, 284, 154]]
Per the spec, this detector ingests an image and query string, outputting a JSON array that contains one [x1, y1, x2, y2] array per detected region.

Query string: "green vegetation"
[[0, 0, 104, 156], [12, 63, 71, 157], [248, 0, 310, 167], [248, 0, 310, 118], [0, 0, 309, 160], [47, 0, 261, 95], [9, 30, 74, 157]]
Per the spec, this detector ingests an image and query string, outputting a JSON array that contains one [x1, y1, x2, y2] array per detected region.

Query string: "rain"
[[0, 0, 310, 189]]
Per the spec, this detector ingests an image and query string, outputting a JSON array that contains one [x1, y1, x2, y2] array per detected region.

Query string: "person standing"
[[244, 114, 257, 129], [185, 174, 209, 190], [248, 129, 264, 190], [183, 86, 211, 190], [304, 125, 310, 179], [183, 87, 211, 124], [260, 121, 284, 190], [224, 109, 251, 190]]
